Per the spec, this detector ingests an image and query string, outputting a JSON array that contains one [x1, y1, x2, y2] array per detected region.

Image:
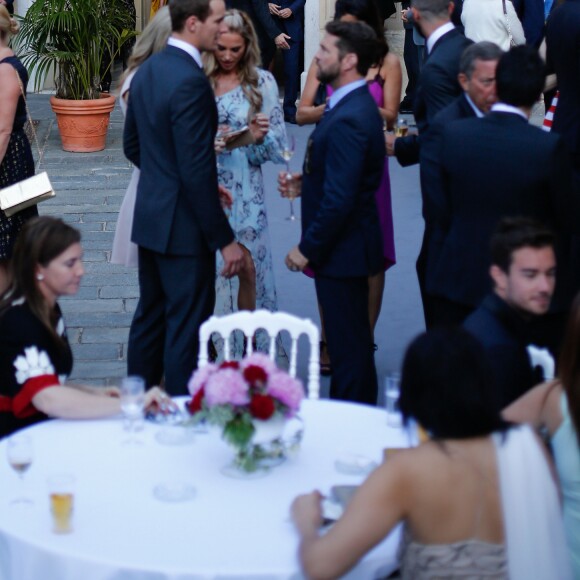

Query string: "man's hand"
[[268, 3, 281, 15], [285, 246, 308, 272], [279, 7, 292, 18], [275, 33, 291, 50], [220, 242, 244, 278], [278, 170, 302, 198], [218, 185, 233, 210], [385, 133, 397, 156]]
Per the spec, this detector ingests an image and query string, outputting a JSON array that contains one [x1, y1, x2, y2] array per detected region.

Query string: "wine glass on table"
[[6, 433, 33, 505], [282, 135, 298, 221], [121, 376, 146, 445]]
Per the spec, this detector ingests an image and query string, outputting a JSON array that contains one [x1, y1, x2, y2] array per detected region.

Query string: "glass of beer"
[[394, 117, 408, 137], [48, 474, 75, 534], [6, 433, 33, 505]]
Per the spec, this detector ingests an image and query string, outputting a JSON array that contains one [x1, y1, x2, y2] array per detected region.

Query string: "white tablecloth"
[[0, 399, 411, 580]]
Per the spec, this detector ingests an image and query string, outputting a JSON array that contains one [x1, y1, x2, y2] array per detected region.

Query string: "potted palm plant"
[[14, 0, 136, 152]]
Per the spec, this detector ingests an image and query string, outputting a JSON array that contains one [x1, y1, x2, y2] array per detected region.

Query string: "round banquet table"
[[0, 399, 413, 580]]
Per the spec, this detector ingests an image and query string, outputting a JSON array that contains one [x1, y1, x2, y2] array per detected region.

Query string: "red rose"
[[187, 387, 205, 414], [249, 394, 276, 420], [220, 361, 240, 370], [243, 365, 268, 385]]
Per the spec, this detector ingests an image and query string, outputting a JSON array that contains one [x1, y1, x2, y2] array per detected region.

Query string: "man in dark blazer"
[[546, 0, 580, 173], [228, 0, 289, 67], [426, 46, 579, 327], [418, 41, 502, 327], [465, 218, 558, 411], [386, 0, 471, 167], [512, 0, 545, 47], [284, 21, 384, 405], [269, 0, 305, 122], [124, 0, 243, 395]]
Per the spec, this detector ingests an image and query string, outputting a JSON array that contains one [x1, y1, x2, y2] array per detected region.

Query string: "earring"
[[36, 274, 44, 281]]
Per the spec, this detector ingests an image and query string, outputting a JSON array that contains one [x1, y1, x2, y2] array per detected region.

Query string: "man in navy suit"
[[229, 0, 290, 67], [269, 0, 305, 123], [124, 0, 243, 395], [426, 46, 579, 328], [283, 21, 384, 405], [419, 41, 502, 327], [386, 0, 471, 167]]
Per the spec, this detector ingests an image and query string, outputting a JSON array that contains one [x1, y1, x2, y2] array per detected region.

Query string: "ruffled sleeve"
[[245, 70, 287, 166]]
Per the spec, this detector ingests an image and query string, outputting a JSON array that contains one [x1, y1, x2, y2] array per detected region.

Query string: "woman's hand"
[[291, 491, 324, 535], [278, 171, 302, 198], [249, 113, 269, 143]]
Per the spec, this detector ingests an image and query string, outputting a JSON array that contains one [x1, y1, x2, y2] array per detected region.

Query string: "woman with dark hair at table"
[[504, 291, 580, 577], [0, 217, 167, 438], [292, 328, 572, 579]]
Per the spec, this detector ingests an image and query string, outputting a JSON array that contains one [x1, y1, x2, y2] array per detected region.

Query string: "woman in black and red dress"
[[0, 217, 167, 438]]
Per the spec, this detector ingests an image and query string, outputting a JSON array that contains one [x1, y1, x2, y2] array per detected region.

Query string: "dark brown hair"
[[0, 217, 81, 346]]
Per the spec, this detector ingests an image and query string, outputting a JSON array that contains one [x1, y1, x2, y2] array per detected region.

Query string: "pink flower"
[[188, 363, 218, 396], [240, 353, 276, 376], [267, 371, 304, 415], [205, 368, 250, 407]]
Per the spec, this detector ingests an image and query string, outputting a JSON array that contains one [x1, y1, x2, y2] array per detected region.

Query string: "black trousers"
[[315, 275, 378, 405], [127, 247, 215, 396]]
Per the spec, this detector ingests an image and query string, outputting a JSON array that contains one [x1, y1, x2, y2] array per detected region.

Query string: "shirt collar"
[[426, 22, 455, 54], [491, 102, 528, 121], [464, 93, 485, 118], [167, 37, 203, 68], [327, 79, 367, 111]]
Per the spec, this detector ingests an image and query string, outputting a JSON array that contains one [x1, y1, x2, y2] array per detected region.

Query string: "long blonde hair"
[[119, 6, 172, 87], [0, 5, 19, 44], [204, 9, 263, 116]]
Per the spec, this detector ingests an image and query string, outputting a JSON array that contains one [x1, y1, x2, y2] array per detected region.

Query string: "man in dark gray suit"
[[386, 0, 471, 167], [124, 0, 243, 395], [418, 41, 502, 327]]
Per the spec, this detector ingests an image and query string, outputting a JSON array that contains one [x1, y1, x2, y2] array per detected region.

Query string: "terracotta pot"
[[49, 94, 116, 153]]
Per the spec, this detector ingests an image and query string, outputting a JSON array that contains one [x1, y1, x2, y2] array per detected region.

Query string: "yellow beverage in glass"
[[50, 492, 73, 534]]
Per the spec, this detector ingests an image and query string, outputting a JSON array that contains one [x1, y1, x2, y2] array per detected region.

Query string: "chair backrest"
[[198, 310, 320, 399]]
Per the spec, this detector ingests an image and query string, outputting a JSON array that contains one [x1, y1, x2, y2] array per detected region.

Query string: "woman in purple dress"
[[296, 0, 401, 374]]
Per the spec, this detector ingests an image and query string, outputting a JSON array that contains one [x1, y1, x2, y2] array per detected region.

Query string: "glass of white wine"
[[121, 376, 146, 445], [282, 135, 298, 221], [7, 433, 33, 505], [394, 117, 408, 137]]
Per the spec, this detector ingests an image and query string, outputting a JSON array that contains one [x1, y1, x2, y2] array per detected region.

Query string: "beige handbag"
[[0, 70, 55, 218]]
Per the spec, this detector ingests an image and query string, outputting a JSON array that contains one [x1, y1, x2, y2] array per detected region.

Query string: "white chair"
[[198, 309, 320, 399]]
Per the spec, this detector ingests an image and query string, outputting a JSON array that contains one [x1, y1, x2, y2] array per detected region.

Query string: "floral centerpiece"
[[187, 354, 304, 472]]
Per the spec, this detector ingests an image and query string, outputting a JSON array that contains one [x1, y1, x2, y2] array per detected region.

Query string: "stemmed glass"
[[282, 135, 298, 221], [7, 433, 34, 504], [121, 376, 146, 444]]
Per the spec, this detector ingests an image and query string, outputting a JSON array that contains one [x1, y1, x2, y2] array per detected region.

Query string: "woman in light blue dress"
[[504, 292, 580, 577], [205, 9, 287, 355]]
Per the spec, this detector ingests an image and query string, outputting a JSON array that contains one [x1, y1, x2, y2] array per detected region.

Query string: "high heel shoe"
[[319, 340, 332, 376]]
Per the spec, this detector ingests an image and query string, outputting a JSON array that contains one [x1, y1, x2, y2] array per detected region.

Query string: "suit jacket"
[[546, 0, 580, 169], [512, 0, 545, 47], [299, 85, 384, 278], [464, 293, 552, 410], [274, 0, 305, 41], [395, 27, 471, 166], [427, 111, 579, 311], [123, 45, 234, 256], [227, 0, 281, 48]]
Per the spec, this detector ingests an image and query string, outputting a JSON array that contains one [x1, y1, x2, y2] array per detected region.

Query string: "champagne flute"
[[282, 135, 298, 221], [121, 376, 146, 444], [7, 433, 33, 504]]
